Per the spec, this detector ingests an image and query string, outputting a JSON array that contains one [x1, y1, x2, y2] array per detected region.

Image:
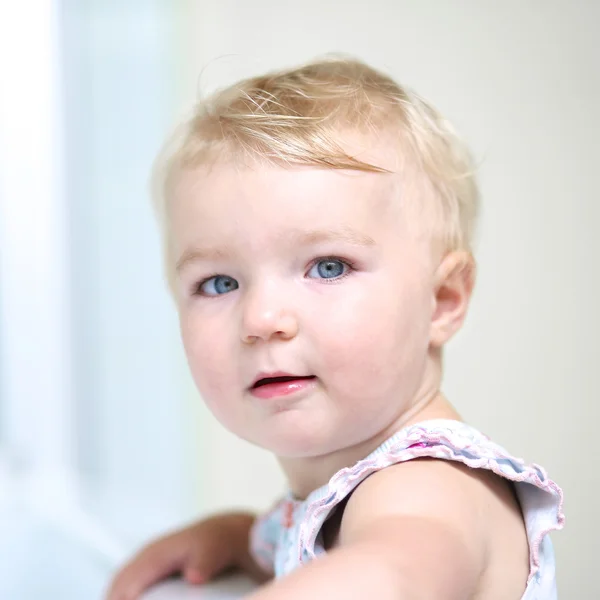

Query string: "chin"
[[231, 405, 346, 458], [254, 428, 342, 459]]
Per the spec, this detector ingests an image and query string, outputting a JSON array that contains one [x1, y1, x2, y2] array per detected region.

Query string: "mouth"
[[250, 373, 317, 399], [252, 374, 316, 388]]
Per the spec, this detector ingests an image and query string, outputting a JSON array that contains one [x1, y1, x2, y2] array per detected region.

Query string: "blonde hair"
[[154, 57, 479, 275]]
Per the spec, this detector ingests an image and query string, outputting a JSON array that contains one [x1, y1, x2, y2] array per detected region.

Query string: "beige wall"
[[177, 2, 598, 596]]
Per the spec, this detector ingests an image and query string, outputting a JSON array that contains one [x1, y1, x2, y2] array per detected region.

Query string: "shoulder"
[[341, 457, 494, 535], [338, 458, 507, 590]]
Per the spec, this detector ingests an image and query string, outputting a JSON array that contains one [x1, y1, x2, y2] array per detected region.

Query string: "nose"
[[241, 283, 298, 344]]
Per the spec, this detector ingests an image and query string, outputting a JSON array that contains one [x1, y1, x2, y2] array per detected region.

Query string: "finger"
[[182, 535, 237, 584], [106, 548, 182, 600], [183, 566, 205, 586]]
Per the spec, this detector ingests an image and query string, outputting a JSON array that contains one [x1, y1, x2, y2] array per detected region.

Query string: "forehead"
[[167, 131, 414, 257], [169, 162, 403, 257]]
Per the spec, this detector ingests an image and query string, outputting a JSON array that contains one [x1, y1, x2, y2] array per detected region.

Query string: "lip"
[[249, 372, 316, 400], [249, 371, 303, 388]]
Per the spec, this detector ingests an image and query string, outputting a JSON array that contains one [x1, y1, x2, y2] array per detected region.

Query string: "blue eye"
[[307, 259, 349, 280], [197, 275, 239, 296]]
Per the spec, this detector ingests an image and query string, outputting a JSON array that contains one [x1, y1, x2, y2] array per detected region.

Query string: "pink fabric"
[[250, 419, 564, 598]]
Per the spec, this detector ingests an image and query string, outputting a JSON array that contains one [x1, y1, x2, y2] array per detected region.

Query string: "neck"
[[278, 356, 461, 499]]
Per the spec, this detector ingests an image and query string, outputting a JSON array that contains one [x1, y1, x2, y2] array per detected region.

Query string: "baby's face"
[[170, 158, 436, 458]]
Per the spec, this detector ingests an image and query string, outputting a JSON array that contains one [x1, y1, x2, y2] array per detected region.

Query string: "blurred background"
[[0, 1, 597, 598]]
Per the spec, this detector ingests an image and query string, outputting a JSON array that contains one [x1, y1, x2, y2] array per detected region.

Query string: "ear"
[[429, 251, 476, 348]]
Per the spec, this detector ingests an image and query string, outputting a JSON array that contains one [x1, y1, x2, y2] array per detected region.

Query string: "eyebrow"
[[175, 227, 375, 273], [286, 227, 376, 248], [176, 247, 229, 273]]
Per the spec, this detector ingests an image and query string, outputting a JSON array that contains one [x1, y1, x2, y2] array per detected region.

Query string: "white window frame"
[[0, 0, 199, 578], [0, 0, 128, 565]]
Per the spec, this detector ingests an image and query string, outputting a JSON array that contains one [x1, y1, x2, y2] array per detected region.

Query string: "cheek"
[[179, 311, 236, 400], [314, 280, 431, 383]]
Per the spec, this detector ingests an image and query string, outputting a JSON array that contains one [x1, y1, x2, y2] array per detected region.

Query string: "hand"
[[106, 512, 257, 600]]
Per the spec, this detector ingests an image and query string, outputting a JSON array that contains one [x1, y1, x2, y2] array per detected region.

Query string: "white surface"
[[143, 574, 257, 600], [182, 2, 599, 597]]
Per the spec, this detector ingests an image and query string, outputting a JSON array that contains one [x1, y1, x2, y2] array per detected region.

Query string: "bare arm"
[[247, 460, 487, 600]]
